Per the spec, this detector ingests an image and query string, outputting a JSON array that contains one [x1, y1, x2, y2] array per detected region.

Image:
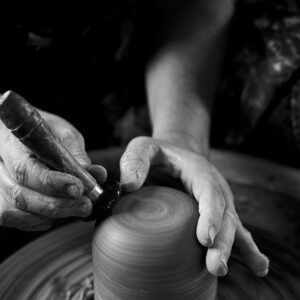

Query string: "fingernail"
[[218, 256, 228, 276], [65, 184, 81, 198], [208, 226, 216, 246]]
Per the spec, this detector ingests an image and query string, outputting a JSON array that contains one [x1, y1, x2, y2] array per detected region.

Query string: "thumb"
[[120, 137, 159, 192], [42, 111, 91, 166], [64, 137, 108, 184], [61, 133, 91, 166]]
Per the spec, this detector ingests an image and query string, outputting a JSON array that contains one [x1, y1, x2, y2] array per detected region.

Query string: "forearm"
[[122, 1, 268, 278], [146, 0, 234, 156]]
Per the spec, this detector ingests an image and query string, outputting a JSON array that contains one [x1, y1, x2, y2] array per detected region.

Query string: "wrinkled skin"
[[120, 136, 269, 277], [0, 111, 106, 231]]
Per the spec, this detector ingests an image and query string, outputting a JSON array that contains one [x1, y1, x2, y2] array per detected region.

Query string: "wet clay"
[[92, 186, 217, 300]]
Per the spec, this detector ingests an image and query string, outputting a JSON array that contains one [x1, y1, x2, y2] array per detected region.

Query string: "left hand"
[[0, 110, 106, 230], [120, 136, 269, 277]]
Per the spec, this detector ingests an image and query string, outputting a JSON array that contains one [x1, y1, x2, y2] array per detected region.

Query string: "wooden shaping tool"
[[0, 90, 121, 220]]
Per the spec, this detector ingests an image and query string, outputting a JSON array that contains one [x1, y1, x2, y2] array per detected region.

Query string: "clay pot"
[[92, 186, 217, 300]]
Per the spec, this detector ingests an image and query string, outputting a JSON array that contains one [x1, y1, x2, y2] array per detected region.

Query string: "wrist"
[[152, 128, 209, 157]]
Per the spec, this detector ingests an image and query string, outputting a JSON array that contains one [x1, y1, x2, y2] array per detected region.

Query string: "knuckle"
[[206, 182, 226, 204], [10, 185, 26, 209], [62, 128, 83, 144], [190, 154, 205, 168], [48, 202, 60, 218], [205, 164, 216, 176], [12, 160, 27, 185], [197, 166, 218, 185], [212, 184, 225, 201], [61, 127, 75, 138], [224, 209, 238, 225], [40, 170, 52, 192], [197, 157, 215, 173]]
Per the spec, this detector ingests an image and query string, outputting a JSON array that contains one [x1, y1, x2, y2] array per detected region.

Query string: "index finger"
[[5, 155, 84, 198]]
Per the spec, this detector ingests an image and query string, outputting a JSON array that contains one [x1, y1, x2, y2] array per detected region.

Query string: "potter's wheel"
[[0, 150, 300, 299], [0, 221, 94, 300]]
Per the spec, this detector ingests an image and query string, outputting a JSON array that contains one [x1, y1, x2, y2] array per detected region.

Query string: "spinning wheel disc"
[[0, 150, 299, 299], [0, 221, 95, 300]]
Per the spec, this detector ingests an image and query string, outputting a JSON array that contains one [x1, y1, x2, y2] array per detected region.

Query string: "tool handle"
[[0, 91, 103, 201]]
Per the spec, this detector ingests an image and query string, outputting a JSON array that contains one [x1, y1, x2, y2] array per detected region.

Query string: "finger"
[[3, 152, 84, 198], [0, 202, 53, 230], [196, 181, 225, 247], [205, 209, 237, 276], [85, 165, 107, 185], [235, 221, 269, 277], [17, 219, 54, 231], [0, 163, 91, 218], [9, 184, 92, 218], [179, 157, 226, 247], [120, 137, 160, 192], [0, 121, 88, 198]]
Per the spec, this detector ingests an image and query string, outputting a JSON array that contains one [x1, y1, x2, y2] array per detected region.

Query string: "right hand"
[[120, 136, 269, 277], [0, 111, 106, 231]]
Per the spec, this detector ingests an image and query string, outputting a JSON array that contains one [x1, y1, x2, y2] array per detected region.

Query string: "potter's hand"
[[120, 136, 269, 277], [0, 111, 106, 230]]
